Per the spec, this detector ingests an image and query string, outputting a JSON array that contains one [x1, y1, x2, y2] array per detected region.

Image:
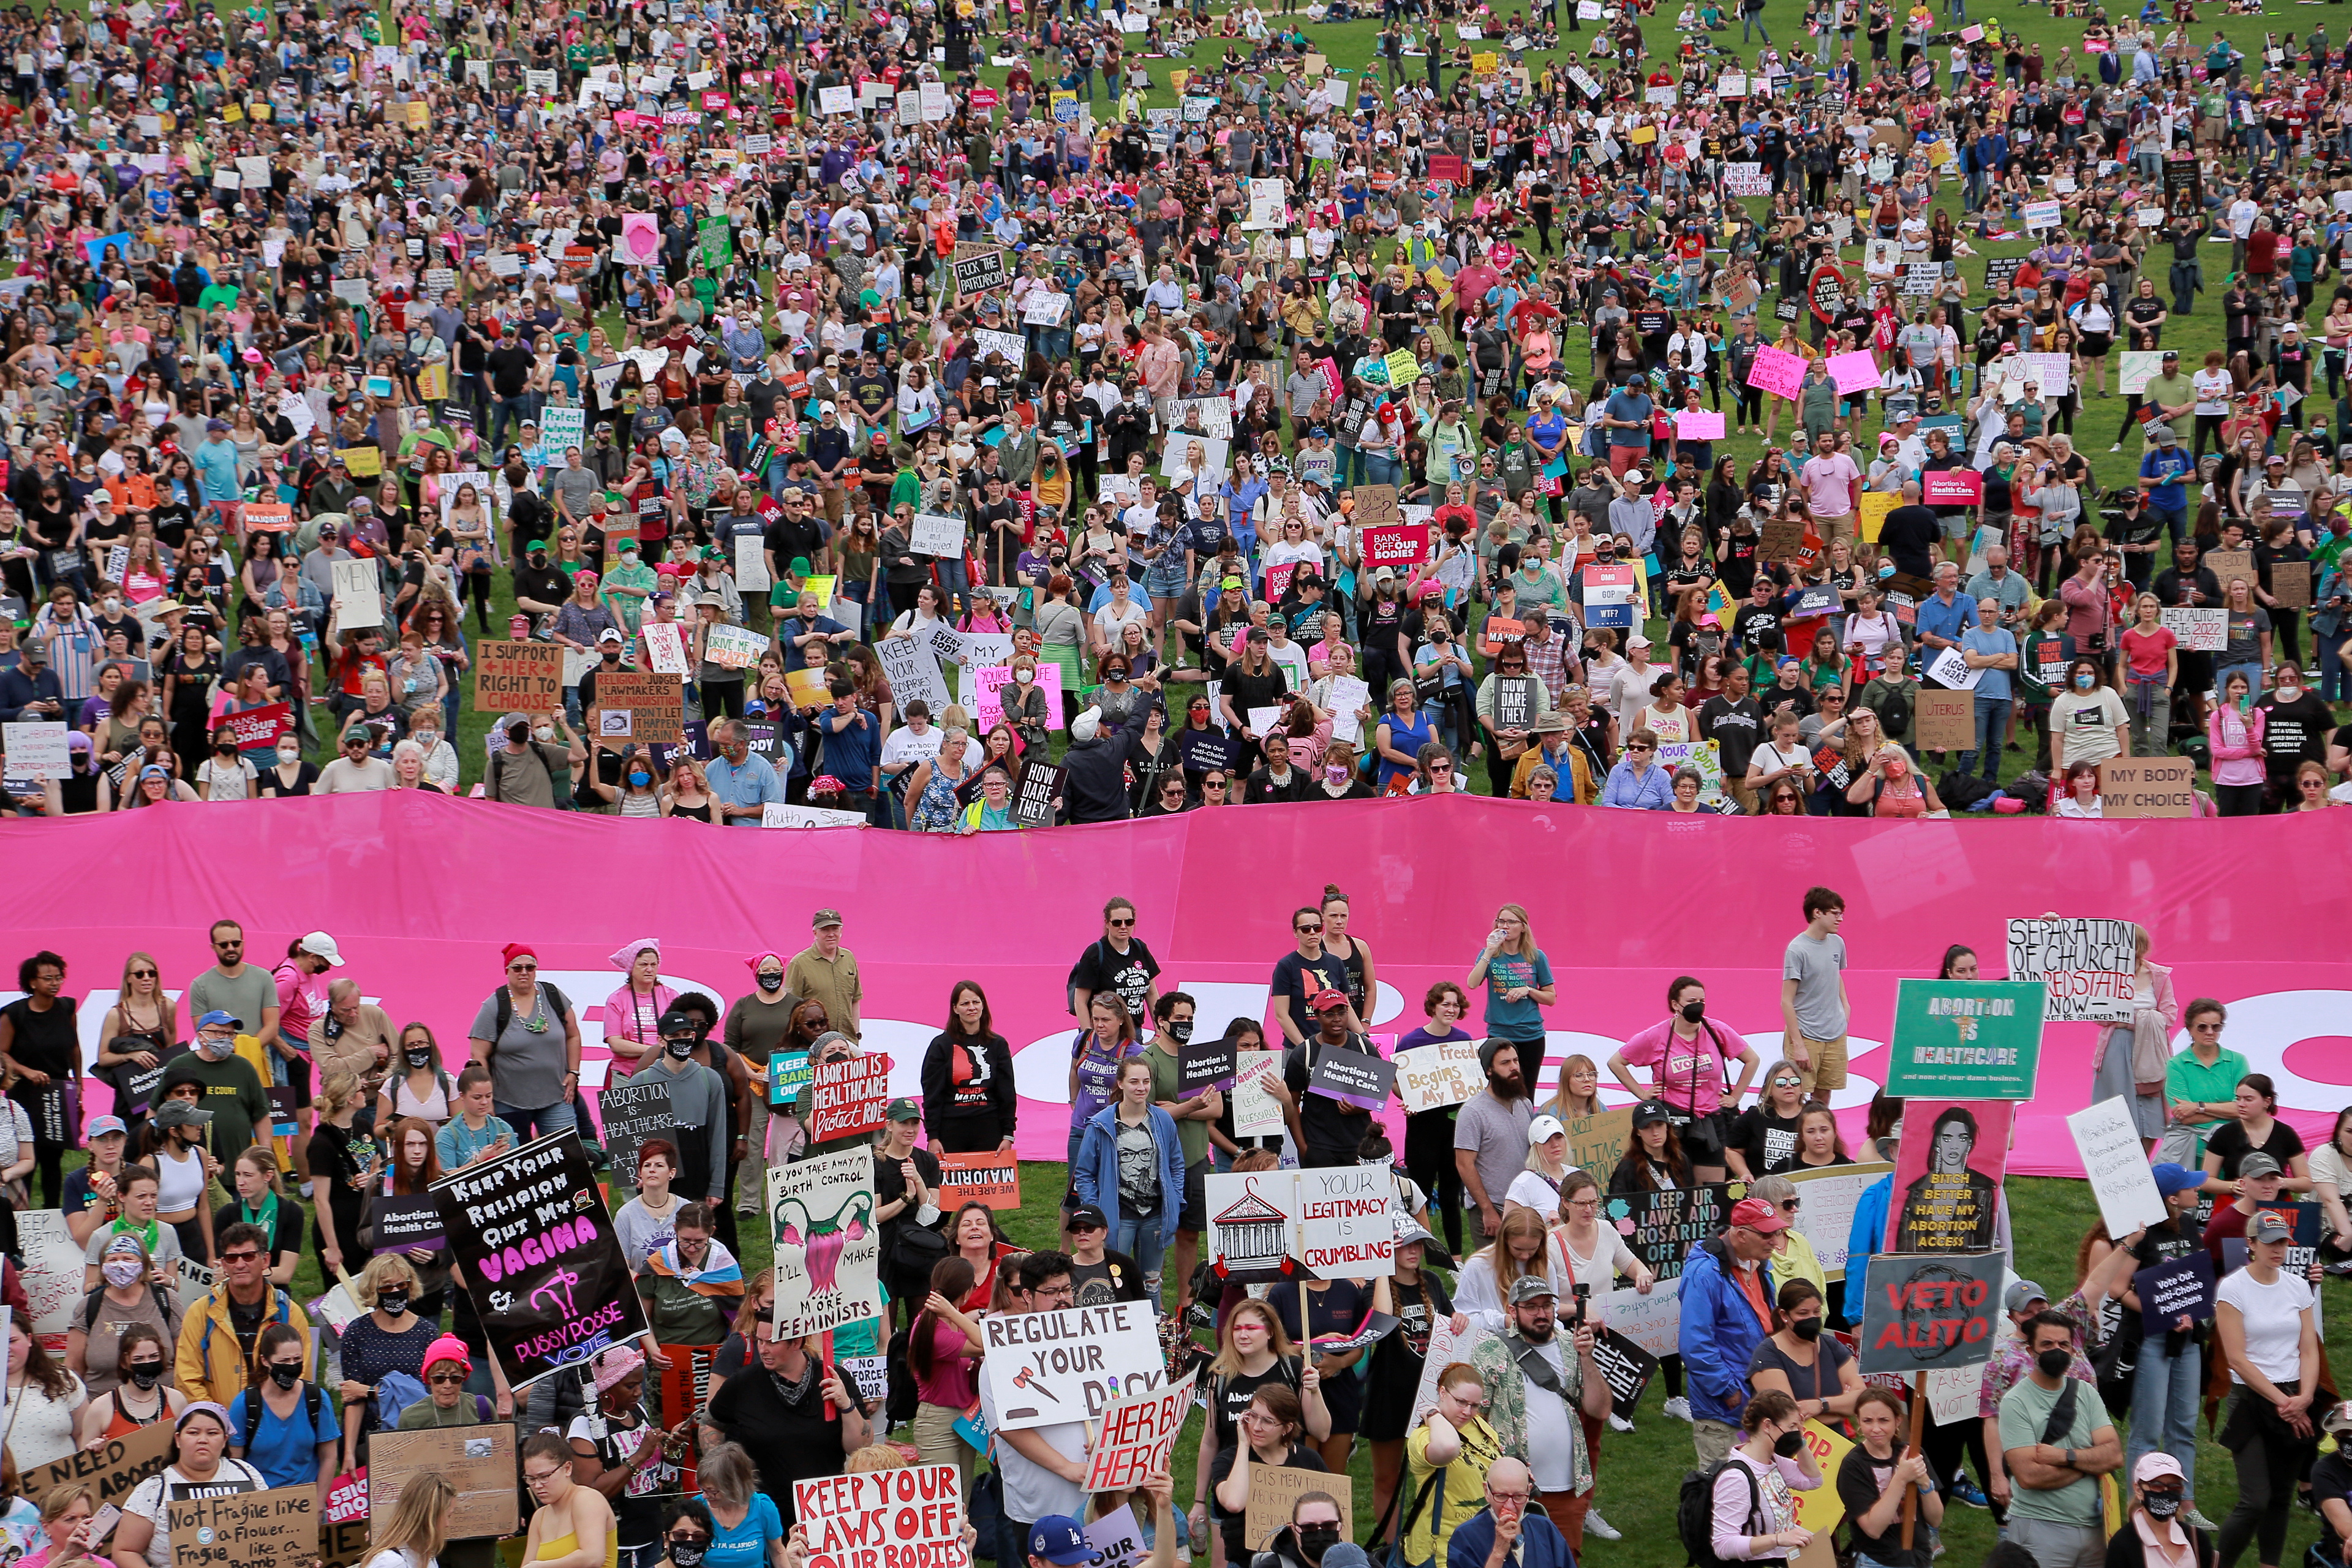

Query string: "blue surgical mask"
[[1877, 562, 1897, 580]]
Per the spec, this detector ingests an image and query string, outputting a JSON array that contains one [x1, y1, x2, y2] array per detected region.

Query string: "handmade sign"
[[1855, 1250, 2005, 1375], [2066, 1098, 2169, 1235], [1244, 1470, 1352, 1550], [1082, 1370, 1197, 1491], [2005, 915, 2135, 1023], [767, 1146, 883, 1340], [952, 247, 1011, 297], [937, 1151, 1021, 1210], [1567, 1109, 1633, 1182], [369, 1425, 519, 1539], [1825, 350, 1881, 395], [1746, 344, 1806, 399], [20, 1420, 172, 1506], [795, 1466, 970, 1568], [2100, 756, 2197, 818], [1883, 981, 2045, 1099], [1787, 1163, 1896, 1281], [594, 671, 685, 744], [807, 1052, 891, 1140], [1391, 1038, 1481, 1114], [429, 1131, 648, 1389], [2161, 607, 2227, 651], [168, 1486, 317, 1568], [1885, 1100, 2013, 1253], [598, 1074, 677, 1177], [331, 558, 382, 630], [1915, 690, 1974, 750], [473, 641, 565, 712], [1610, 1185, 1731, 1282], [981, 1300, 1164, 1429], [1233, 1050, 1285, 1139], [910, 512, 967, 557]]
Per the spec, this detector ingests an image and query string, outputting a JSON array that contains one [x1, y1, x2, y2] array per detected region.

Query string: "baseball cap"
[[1729, 1196, 1789, 1234], [1630, 1098, 1673, 1127], [2248, 1210, 2294, 1244], [812, 909, 843, 929], [156, 1099, 214, 1129], [2134, 1452, 2185, 1485], [87, 1115, 127, 1139], [2149, 1162, 2204, 1197], [1028, 1520, 1093, 1567], [1069, 1204, 1109, 1231], [2239, 1151, 2284, 1180], [1508, 1273, 1559, 1304], [597, 628, 624, 645], [194, 1009, 243, 1031], [298, 931, 344, 966], [886, 1097, 921, 1123], [2148, 423, 2177, 442], [2004, 1279, 2050, 1313], [2321, 1400, 2352, 1437], [1528, 1114, 1566, 1147], [1310, 988, 1349, 1012]]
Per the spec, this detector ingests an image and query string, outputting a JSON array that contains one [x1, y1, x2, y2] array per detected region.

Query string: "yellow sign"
[[1629, 123, 1658, 145], [1424, 265, 1449, 290], [1382, 349, 1420, 388], [1926, 138, 1954, 167], [251, 104, 271, 121], [406, 100, 429, 130], [1859, 490, 1897, 543], [1168, 69, 1189, 97], [1791, 1419, 1855, 1540], [338, 447, 383, 478], [221, 102, 243, 122], [801, 574, 838, 603], [417, 362, 449, 401], [1472, 51, 1499, 74]]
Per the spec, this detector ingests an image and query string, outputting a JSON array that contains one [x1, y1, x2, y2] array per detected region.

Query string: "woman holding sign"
[[113, 1403, 271, 1568]]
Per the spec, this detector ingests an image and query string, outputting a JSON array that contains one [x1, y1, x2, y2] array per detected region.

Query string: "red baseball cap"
[[1310, 989, 1350, 1013], [1730, 1196, 1789, 1234]]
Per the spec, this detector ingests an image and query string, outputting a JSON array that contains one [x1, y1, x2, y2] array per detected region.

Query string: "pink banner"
[[6, 797, 2348, 1174], [1674, 409, 1726, 441], [1746, 344, 1807, 400], [1826, 349, 1883, 396]]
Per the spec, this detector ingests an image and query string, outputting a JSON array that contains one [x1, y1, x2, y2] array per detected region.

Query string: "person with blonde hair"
[[693, 1439, 782, 1568], [364, 1471, 455, 1568]]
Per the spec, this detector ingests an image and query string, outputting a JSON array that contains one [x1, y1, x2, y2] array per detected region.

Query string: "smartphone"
[[88, 1504, 121, 1543]]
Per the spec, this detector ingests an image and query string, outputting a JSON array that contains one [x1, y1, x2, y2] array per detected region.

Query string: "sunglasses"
[[508, 962, 538, 973], [129, 968, 156, 979], [1204, 778, 1228, 790], [1296, 922, 1324, 933], [221, 1250, 262, 1264], [1628, 742, 1655, 752], [1108, 917, 1135, 927], [429, 1371, 467, 1385]]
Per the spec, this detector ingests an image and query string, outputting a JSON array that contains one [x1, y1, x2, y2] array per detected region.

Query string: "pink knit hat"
[[591, 1344, 646, 1393], [423, 1334, 472, 1376]]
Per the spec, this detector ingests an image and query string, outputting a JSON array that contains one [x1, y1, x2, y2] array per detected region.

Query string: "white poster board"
[[980, 1301, 1164, 1430], [2065, 1097, 2169, 1237]]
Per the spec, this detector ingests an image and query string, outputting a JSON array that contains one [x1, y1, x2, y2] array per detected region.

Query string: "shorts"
[[1674, 1107, 1732, 1166], [284, 1053, 314, 1109], [1693, 1419, 1738, 1467], [1179, 1156, 1209, 1234], [1790, 1033, 1849, 1095]]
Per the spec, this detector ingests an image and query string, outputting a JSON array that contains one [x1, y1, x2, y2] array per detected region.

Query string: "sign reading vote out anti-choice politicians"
[[429, 1131, 648, 1389]]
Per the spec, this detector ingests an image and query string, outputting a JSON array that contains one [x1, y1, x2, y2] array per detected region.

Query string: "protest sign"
[[981, 1300, 1164, 1429], [2119, 352, 2165, 396], [1411, 1316, 1495, 1425], [1746, 344, 1806, 399], [2274, 562, 2314, 609], [761, 804, 870, 829], [1675, 409, 1727, 440], [1392, 1038, 1481, 1114], [1085, 1507, 1147, 1568], [2133, 1251, 2216, 1327], [2206, 549, 2257, 589], [369, 1425, 519, 1539], [796, 1466, 970, 1568], [1855, 1250, 2004, 1374], [1884, 980, 2046, 1098], [368, 1193, 445, 1253], [169, 1486, 317, 1568], [768, 1146, 884, 1340], [2005, 916, 2136, 1023], [323, 1468, 368, 1525], [19, 1210, 85, 1340], [1305, 1046, 1395, 1110], [598, 1074, 676, 1177], [1207, 1171, 1299, 1276], [2, 722, 70, 780], [2161, 607, 2228, 651], [594, 671, 685, 744], [1916, 690, 1974, 750], [1245, 1468, 1352, 1550], [910, 512, 967, 557], [1787, 1163, 1895, 1281], [807, 1053, 891, 1141], [1588, 1325, 1659, 1419], [643, 620, 691, 676], [1610, 1185, 1730, 1282], [1083, 1371, 1197, 1491], [20, 1419, 172, 1506], [1792, 1420, 1857, 1545], [1179, 1035, 1237, 1097], [472, 641, 565, 712], [1360, 520, 1429, 568], [1233, 1051, 1286, 1138], [1589, 1277, 1681, 1358], [876, 635, 952, 715], [2251, 1202, 2328, 1273], [2066, 1098, 2169, 1235], [219, 704, 293, 753], [1825, 350, 1881, 395], [1886, 1101, 2011, 1253], [937, 1151, 1021, 1210], [2022, 199, 2062, 231], [1923, 469, 1984, 505], [331, 559, 382, 630], [952, 247, 1011, 297], [1566, 1109, 1633, 1180], [429, 1131, 648, 1389], [1012, 761, 1063, 827], [2100, 756, 2198, 818], [1298, 1165, 1395, 1278]]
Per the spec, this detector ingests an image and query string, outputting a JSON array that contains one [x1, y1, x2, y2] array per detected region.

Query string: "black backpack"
[[493, 982, 573, 1041], [1677, 1457, 1761, 1568]]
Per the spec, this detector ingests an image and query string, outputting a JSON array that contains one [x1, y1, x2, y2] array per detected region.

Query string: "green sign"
[[1883, 979, 2046, 1099], [698, 216, 732, 271]]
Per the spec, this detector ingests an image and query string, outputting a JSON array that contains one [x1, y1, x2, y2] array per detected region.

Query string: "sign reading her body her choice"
[[2005, 915, 2137, 1024], [1855, 1250, 2005, 1375], [981, 1300, 1164, 1429], [1883, 980, 2047, 1098], [429, 1131, 649, 1389], [796, 1466, 971, 1568], [1885, 1100, 2013, 1253], [767, 1147, 883, 1341]]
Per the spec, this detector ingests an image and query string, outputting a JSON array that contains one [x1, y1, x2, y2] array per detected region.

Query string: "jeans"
[[496, 1098, 580, 1142], [2127, 1336, 2199, 1498], [2322, 625, 2350, 701], [1362, 452, 1401, 488], [1960, 695, 2013, 780], [489, 395, 532, 449], [1112, 1212, 1168, 1284], [1742, 9, 1769, 39]]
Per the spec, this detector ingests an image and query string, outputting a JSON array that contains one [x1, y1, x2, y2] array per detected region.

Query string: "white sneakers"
[[1586, 1512, 1624, 1542], [1663, 1395, 1694, 1422]]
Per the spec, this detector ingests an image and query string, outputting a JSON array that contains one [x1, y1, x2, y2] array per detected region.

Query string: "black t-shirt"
[[2313, 1449, 2352, 1561], [1283, 1032, 1379, 1158], [1881, 506, 1943, 578], [1729, 1107, 1803, 1176], [1838, 1443, 1930, 1568], [1270, 951, 1352, 1038], [1069, 1247, 1150, 1307], [2256, 691, 2334, 772], [1209, 1353, 1305, 1454], [0, 997, 77, 1079], [1071, 937, 1162, 1025], [2203, 1118, 2306, 1181]]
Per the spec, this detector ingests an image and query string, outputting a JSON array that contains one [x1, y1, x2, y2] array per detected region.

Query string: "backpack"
[[493, 982, 573, 1042], [243, 1380, 327, 1454], [1678, 1457, 1762, 1568]]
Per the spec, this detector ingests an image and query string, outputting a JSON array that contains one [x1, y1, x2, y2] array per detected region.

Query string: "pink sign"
[[1674, 409, 1726, 441], [1746, 344, 1807, 400], [5, 797, 2350, 1176], [970, 662, 1065, 734], [1923, 469, 1985, 505], [1826, 350, 1883, 396], [1318, 358, 1344, 403], [1361, 521, 1430, 567], [1263, 562, 1300, 603], [619, 213, 662, 266]]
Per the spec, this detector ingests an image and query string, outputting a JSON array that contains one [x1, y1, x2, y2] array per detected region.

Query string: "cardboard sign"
[[981, 1300, 1164, 1430], [20, 1419, 172, 1506], [2205, 549, 2256, 590], [2274, 561, 2314, 609], [597, 1074, 677, 1178], [1855, 1249, 2005, 1375], [472, 640, 565, 712], [807, 1052, 891, 1141], [796, 1466, 970, 1568], [2133, 1250, 2216, 1327], [1082, 1370, 1196, 1492], [1566, 1109, 1632, 1183], [1588, 1324, 1659, 1419], [1392, 1038, 1481, 1114], [1178, 1036, 1237, 1098], [937, 1151, 1021, 1211], [429, 1131, 649, 1389], [1884, 980, 2046, 1099], [1244, 1468, 1351, 1550], [2160, 607, 2227, 652], [1887, 1100, 2012, 1254], [594, 671, 685, 744], [369, 1425, 519, 1539], [168, 1486, 317, 1568], [2100, 756, 2197, 818], [768, 1146, 884, 1340], [1305, 1045, 1395, 1110], [1915, 690, 1974, 750], [2067, 1097, 2170, 1235]]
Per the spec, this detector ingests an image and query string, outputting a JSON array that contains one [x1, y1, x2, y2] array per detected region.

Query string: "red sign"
[[243, 503, 293, 533], [1923, 469, 1985, 505], [971, 86, 1000, 108], [937, 1151, 1022, 1210], [1262, 562, 1299, 603], [807, 1053, 891, 1141], [224, 703, 292, 750], [1428, 154, 1466, 184], [1361, 521, 1430, 567]]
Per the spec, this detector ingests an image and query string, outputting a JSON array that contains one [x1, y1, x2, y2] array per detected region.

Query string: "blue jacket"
[[1072, 1102, 1188, 1250], [1677, 1237, 1776, 1427], [1449, 1507, 1575, 1568], [1841, 1174, 1893, 1325]]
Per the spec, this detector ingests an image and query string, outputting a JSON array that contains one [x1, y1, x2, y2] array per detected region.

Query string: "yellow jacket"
[[175, 1285, 314, 1407]]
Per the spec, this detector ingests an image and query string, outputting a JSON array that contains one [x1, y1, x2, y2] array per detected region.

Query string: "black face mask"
[[2036, 1348, 2072, 1379], [1681, 1000, 1707, 1024], [2142, 1493, 2183, 1521], [1790, 1316, 1823, 1342], [377, 1290, 411, 1317], [126, 1362, 164, 1390], [756, 970, 785, 992], [1164, 1019, 1193, 1043], [269, 1362, 303, 1390], [664, 1036, 698, 1061], [1774, 1430, 1806, 1458], [404, 1049, 433, 1069], [1298, 1526, 1342, 1562], [669, 1545, 708, 1568]]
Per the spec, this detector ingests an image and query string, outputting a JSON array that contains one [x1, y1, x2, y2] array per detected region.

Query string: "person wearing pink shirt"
[[1798, 432, 1863, 546], [1137, 321, 1183, 415], [1606, 976, 1761, 1183], [271, 929, 341, 1163]]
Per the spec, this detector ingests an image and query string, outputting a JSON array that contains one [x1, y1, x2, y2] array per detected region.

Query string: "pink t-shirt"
[[1617, 1016, 1740, 1117], [913, 1315, 981, 1408], [2120, 624, 2178, 680], [1799, 452, 1863, 517]]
